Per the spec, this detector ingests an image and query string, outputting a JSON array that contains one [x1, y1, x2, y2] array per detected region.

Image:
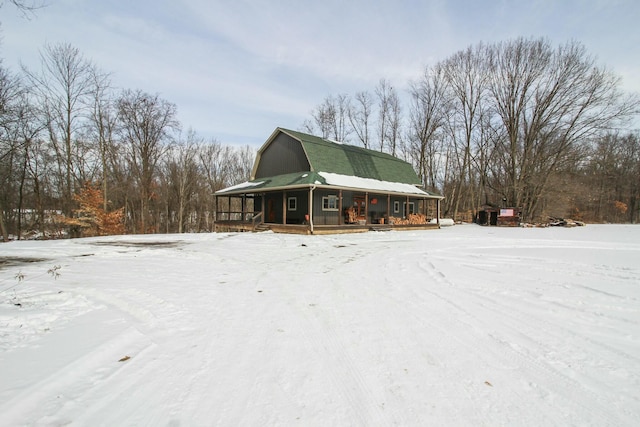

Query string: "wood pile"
[[344, 207, 357, 224], [388, 213, 428, 225], [498, 216, 521, 227], [520, 217, 586, 227], [548, 217, 586, 227]]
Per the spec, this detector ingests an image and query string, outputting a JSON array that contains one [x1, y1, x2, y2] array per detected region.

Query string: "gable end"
[[254, 132, 311, 179]]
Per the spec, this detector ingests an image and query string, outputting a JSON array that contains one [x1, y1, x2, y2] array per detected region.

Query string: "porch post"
[[261, 193, 265, 220], [406, 196, 410, 218], [387, 194, 390, 223], [309, 186, 314, 233], [242, 194, 246, 221], [365, 192, 369, 224], [282, 191, 287, 225], [214, 195, 218, 225], [227, 196, 231, 220], [437, 199, 441, 226], [338, 189, 343, 225]]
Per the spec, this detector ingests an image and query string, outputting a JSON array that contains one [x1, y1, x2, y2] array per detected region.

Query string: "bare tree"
[[388, 90, 402, 156], [308, 96, 334, 139], [581, 132, 640, 223], [307, 94, 352, 141], [104, 135, 133, 231], [199, 139, 230, 191], [163, 130, 200, 233], [117, 89, 179, 233], [334, 93, 352, 142], [0, 64, 23, 240], [348, 91, 373, 148], [10, 92, 47, 239], [441, 43, 489, 220], [87, 69, 116, 211], [198, 140, 235, 228], [375, 79, 392, 152], [232, 144, 256, 184], [619, 132, 640, 223], [299, 118, 316, 136], [22, 43, 98, 215], [407, 64, 448, 190], [487, 38, 639, 220]]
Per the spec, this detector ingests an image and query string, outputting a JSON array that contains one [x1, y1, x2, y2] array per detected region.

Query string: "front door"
[[267, 199, 276, 222], [353, 196, 366, 221]]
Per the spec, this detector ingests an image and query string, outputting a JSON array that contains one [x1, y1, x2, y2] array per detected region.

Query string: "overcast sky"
[[1, 0, 639, 147]]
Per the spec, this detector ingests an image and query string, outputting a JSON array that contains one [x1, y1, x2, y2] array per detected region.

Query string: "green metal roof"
[[216, 128, 443, 199], [216, 170, 443, 198], [279, 128, 422, 185], [217, 172, 325, 195], [254, 171, 326, 189]]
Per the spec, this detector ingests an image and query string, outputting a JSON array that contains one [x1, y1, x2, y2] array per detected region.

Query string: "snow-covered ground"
[[0, 224, 638, 426]]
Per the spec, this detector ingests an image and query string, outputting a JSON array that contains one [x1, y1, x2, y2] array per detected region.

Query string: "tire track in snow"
[[292, 239, 474, 425], [230, 241, 404, 426], [440, 281, 640, 423], [376, 256, 509, 425], [433, 245, 640, 409], [59, 282, 217, 423], [408, 254, 629, 426], [296, 302, 396, 426], [397, 258, 572, 424], [1, 323, 155, 426], [254, 253, 397, 426], [307, 237, 493, 424]]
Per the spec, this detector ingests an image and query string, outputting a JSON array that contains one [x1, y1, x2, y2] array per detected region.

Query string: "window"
[[403, 202, 415, 215], [322, 195, 338, 211], [393, 201, 400, 213], [288, 197, 297, 211]]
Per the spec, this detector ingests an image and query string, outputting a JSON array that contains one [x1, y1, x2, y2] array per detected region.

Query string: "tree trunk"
[[0, 200, 8, 242]]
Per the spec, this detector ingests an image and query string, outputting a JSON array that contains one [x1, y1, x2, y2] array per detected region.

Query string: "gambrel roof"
[[217, 127, 443, 199], [267, 128, 421, 185]]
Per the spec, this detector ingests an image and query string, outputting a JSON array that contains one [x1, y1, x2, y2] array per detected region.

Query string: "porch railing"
[[216, 211, 260, 221], [251, 211, 264, 230]]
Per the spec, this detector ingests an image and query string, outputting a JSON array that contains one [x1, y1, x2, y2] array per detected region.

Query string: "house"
[[214, 128, 444, 234]]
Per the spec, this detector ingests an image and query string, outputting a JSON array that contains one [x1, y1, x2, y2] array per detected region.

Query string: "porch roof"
[[215, 171, 444, 199]]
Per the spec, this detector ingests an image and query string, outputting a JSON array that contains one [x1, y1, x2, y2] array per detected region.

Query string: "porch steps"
[[369, 224, 392, 232], [254, 223, 271, 232]]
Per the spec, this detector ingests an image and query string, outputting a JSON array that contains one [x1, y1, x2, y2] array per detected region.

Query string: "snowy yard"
[[0, 224, 639, 426]]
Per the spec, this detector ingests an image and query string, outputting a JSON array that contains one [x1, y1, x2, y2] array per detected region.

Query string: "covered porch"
[[214, 186, 442, 235]]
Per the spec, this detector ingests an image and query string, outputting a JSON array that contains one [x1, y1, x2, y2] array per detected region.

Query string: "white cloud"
[[1, 0, 638, 146]]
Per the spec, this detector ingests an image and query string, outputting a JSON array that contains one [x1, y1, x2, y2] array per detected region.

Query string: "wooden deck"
[[214, 221, 440, 234]]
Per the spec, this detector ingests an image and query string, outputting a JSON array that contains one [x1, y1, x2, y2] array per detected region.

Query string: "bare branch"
[[2, 0, 49, 19]]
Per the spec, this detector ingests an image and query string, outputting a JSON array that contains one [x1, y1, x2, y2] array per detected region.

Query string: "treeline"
[[0, 43, 254, 240], [2, 38, 639, 241], [302, 38, 640, 223]]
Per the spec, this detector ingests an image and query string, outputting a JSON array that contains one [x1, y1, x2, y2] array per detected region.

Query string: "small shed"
[[476, 205, 522, 227]]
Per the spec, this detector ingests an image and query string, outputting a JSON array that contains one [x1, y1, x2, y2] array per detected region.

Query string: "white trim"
[[322, 195, 339, 211], [403, 201, 415, 215], [287, 197, 297, 211]]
